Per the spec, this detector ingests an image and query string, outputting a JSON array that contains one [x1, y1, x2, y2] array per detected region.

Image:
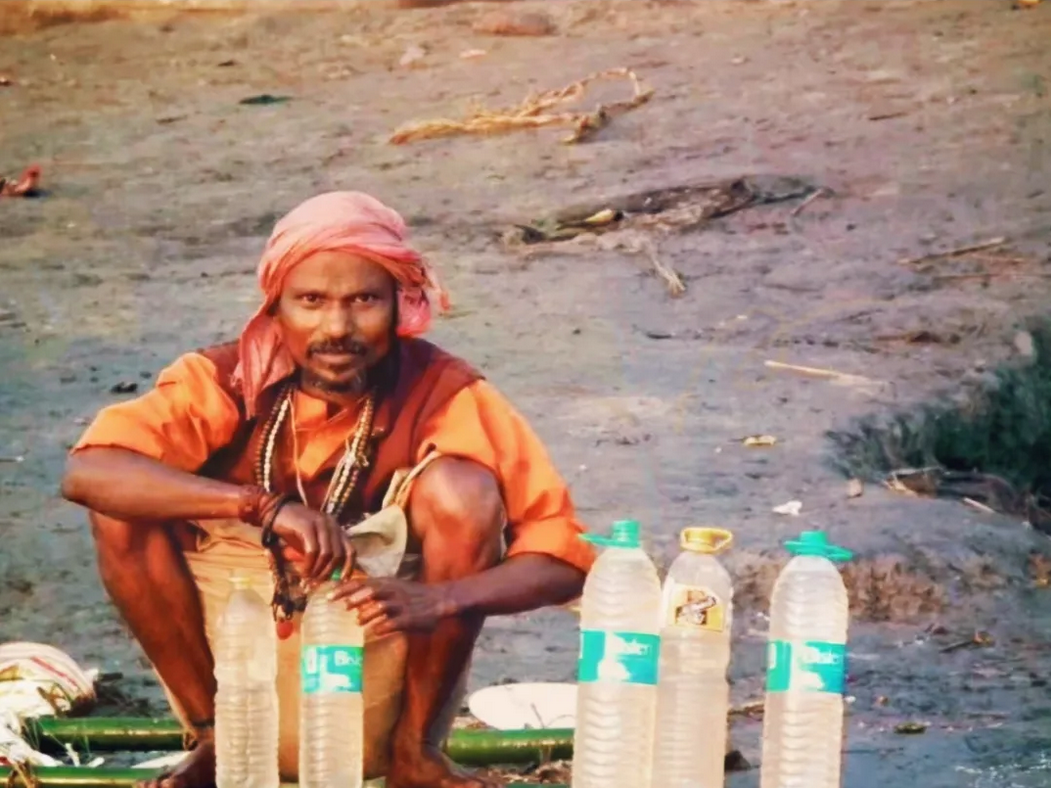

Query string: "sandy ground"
[[2, 0, 1051, 783]]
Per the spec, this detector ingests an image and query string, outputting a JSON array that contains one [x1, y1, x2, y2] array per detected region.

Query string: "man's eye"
[[300, 293, 322, 305]]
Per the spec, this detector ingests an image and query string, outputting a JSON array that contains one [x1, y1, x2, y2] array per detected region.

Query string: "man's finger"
[[327, 579, 365, 605], [340, 536, 355, 582], [356, 600, 389, 626], [299, 527, 320, 577], [311, 522, 334, 581]]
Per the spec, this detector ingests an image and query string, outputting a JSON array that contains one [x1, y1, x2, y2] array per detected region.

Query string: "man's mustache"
[[307, 339, 368, 357]]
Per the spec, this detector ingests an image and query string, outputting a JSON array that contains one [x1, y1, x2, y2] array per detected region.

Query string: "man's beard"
[[300, 367, 370, 396]]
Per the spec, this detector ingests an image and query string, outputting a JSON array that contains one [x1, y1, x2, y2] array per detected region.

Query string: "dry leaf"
[[743, 434, 778, 447], [895, 721, 928, 735], [1028, 551, 1051, 587], [847, 478, 864, 498], [772, 500, 802, 516], [399, 44, 427, 68]]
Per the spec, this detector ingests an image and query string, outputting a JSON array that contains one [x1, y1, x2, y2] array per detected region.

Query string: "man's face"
[[275, 250, 397, 394]]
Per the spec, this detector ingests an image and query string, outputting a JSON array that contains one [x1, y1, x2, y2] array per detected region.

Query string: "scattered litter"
[[0, 456, 24, 464], [1015, 0, 1041, 7], [217, 59, 237, 67], [742, 435, 778, 447], [460, 49, 488, 60], [239, 94, 291, 106], [109, 381, 139, 394], [0, 166, 41, 198], [468, 682, 576, 730], [389, 67, 653, 145], [772, 500, 803, 516], [847, 478, 864, 498], [399, 44, 428, 68], [472, 10, 556, 37], [894, 721, 929, 735], [0, 643, 98, 768], [0, 76, 12, 87]]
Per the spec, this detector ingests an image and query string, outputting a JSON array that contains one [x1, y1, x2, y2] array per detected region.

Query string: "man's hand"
[[271, 502, 354, 582], [328, 578, 457, 636]]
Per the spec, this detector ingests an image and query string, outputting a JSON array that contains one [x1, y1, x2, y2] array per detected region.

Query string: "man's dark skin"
[[62, 251, 588, 788]]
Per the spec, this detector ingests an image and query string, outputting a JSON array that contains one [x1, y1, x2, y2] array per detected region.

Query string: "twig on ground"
[[764, 360, 874, 386], [897, 237, 1007, 267], [790, 187, 830, 217]]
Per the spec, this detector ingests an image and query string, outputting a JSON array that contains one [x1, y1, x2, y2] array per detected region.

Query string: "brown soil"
[[3, 1, 1051, 784]]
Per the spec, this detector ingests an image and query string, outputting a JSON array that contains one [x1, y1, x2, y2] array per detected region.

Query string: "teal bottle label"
[[766, 640, 846, 694], [301, 645, 364, 694], [578, 629, 660, 686]]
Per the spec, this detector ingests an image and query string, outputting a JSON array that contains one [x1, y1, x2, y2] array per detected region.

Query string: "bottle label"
[[301, 645, 364, 694], [766, 640, 847, 694], [663, 581, 726, 631], [577, 629, 660, 686]]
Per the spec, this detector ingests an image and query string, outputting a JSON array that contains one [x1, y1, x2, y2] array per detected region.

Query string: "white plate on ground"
[[467, 682, 577, 730]]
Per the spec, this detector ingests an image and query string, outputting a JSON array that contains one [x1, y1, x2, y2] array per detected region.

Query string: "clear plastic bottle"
[[653, 526, 735, 788], [214, 574, 280, 788], [572, 519, 663, 788], [761, 530, 853, 788], [299, 571, 365, 788]]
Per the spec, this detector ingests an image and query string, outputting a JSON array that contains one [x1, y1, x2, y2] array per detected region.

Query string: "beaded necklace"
[[253, 380, 376, 519], [254, 379, 376, 626]]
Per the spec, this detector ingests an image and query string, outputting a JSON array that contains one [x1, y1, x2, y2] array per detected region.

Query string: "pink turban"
[[232, 191, 449, 416]]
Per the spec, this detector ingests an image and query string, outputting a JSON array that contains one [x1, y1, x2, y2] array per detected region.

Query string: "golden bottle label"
[[664, 582, 725, 632]]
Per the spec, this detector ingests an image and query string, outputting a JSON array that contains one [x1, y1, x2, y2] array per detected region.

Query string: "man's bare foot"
[[387, 745, 502, 788], [139, 739, 216, 788]]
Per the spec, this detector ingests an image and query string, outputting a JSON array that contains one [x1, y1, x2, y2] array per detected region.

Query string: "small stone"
[[110, 381, 139, 394], [1013, 330, 1035, 357], [472, 10, 557, 37], [847, 478, 864, 498]]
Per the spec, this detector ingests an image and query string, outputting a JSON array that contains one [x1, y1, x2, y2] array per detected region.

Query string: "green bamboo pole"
[[25, 718, 574, 766], [0, 768, 566, 788]]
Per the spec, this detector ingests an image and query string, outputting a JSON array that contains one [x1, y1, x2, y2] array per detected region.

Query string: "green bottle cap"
[[580, 519, 642, 549], [784, 530, 853, 562], [331, 569, 344, 582]]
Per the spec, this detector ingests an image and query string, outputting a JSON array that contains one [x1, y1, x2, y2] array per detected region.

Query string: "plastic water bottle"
[[653, 526, 735, 788], [572, 519, 662, 788], [761, 530, 853, 788], [299, 571, 365, 788], [214, 574, 279, 788]]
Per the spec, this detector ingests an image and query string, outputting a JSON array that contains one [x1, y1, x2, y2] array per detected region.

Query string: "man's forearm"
[[441, 554, 586, 619], [62, 448, 244, 523]]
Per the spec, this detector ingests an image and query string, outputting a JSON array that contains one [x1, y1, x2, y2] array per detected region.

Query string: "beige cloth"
[[164, 452, 449, 780]]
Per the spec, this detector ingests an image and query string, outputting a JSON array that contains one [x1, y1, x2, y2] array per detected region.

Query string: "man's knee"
[[89, 511, 156, 560], [408, 457, 505, 559]]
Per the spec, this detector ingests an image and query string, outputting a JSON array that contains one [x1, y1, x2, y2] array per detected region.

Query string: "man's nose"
[[321, 303, 355, 338]]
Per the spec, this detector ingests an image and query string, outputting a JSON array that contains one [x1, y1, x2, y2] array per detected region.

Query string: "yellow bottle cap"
[[680, 527, 733, 554]]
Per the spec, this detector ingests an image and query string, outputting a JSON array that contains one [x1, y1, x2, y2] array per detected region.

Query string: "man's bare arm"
[[442, 554, 586, 617], [61, 448, 243, 522]]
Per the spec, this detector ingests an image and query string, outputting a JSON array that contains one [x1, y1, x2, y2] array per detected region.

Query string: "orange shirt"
[[71, 352, 596, 574]]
